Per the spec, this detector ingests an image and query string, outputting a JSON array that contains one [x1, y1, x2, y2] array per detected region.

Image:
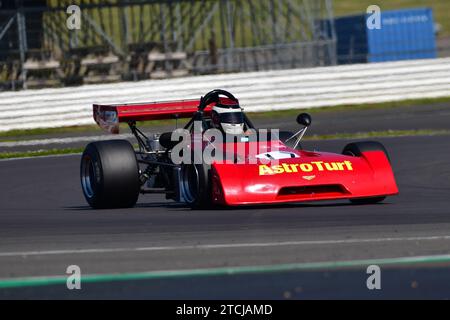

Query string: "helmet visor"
[[219, 112, 244, 125]]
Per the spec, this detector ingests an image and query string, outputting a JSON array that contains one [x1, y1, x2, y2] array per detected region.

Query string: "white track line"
[[1, 235, 450, 258]]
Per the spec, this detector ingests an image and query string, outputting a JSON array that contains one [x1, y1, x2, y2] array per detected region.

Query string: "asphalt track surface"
[[1, 134, 450, 299]]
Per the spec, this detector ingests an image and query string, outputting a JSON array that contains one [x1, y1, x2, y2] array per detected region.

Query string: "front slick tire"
[[80, 140, 140, 209], [343, 141, 389, 205], [181, 163, 212, 209]]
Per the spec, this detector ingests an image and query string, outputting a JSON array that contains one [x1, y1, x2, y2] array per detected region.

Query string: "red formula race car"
[[80, 89, 399, 209]]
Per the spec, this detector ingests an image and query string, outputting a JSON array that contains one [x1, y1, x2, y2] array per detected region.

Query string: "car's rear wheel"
[[80, 140, 140, 209], [342, 141, 390, 205]]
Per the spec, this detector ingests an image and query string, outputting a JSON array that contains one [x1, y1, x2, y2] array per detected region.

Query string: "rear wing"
[[93, 98, 235, 134]]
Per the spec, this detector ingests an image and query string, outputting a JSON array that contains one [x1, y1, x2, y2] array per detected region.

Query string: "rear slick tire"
[[80, 140, 140, 209]]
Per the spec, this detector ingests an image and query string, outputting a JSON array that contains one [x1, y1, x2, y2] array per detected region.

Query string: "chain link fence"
[[0, 0, 336, 91]]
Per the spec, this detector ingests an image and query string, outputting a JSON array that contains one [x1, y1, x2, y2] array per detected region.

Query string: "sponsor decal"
[[258, 161, 354, 176]]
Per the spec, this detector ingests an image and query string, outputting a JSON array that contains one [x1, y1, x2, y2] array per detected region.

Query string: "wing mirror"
[[297, 113, 312, 127], [284, 113, 312, 149]]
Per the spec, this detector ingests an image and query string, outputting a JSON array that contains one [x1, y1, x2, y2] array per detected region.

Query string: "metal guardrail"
[[0, 57, 449, 132]]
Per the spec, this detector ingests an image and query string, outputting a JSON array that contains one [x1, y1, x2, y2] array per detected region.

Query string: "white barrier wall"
[[0, 57, 449, 132]]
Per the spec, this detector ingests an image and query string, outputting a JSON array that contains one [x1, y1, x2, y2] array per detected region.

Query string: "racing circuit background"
[[0, 0, 450, 299]]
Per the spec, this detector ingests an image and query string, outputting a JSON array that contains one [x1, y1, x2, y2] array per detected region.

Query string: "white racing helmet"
[[211, 102, 245, 135]]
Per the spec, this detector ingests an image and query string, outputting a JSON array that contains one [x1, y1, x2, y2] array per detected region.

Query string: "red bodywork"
[[94, 98, 234, 133], [93, 100, 399, 206], [210, 142, 398, 205]]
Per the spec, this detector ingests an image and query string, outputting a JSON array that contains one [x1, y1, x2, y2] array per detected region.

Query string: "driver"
[[210, 101, 245, 135]]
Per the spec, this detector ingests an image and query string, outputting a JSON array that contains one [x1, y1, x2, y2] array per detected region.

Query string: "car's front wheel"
[[180, 163, 212, 209], [80, 140, 140, 209], [342, 141, 390, 205]]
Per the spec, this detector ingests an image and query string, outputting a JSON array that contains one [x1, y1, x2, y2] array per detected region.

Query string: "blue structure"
[[335, 8, 437, 64]]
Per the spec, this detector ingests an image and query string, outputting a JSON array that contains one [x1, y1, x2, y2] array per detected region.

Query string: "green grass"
[[0, 121, 175, 141], [0, 148, 83, 160], [334, 0, 450, 37], [0, 125, 100, 140]]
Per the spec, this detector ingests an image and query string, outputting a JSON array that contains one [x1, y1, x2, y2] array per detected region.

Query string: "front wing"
[[210, 150, 399, 205]]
